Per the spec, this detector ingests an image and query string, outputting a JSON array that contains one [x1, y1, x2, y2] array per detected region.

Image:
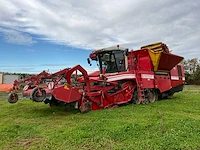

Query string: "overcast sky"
[[0, 0, 199, 73]]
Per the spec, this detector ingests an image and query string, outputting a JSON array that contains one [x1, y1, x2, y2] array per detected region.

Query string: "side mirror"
[[89, 53, 97, 60], [87, 58, 92, 66]]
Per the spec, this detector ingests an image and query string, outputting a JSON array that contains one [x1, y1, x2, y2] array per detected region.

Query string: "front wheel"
[[8, 93, 18, 103], [80, 101, 92, 113], [30, 88, 46, 102]]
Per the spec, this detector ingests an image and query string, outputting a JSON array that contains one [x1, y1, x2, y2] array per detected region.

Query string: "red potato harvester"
[[8, 42, 185, 113]]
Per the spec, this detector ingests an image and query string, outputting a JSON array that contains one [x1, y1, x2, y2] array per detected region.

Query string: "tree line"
[[182, 58, 200, 85]]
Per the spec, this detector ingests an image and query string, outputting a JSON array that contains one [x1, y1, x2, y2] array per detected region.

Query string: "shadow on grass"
[[26, 104, 80, 117], [6, 100, 82, 119]]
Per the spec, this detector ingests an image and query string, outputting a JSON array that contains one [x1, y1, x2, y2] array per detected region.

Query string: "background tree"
[[193, 65, 200, 84], [182, 58, 200, 84]]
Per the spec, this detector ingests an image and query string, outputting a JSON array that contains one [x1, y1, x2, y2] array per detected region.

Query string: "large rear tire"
[[30, 88, 46, 102], [8, 93, 18, 103], [148, 89, 158, 103]]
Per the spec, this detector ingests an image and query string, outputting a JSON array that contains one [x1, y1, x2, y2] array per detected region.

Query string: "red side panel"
[[52, 85, 81, 103], [155, 75, 171, 92], [170, 65, 185, 87], [138, 56, 153, 71], [139, 71, 155, 88]]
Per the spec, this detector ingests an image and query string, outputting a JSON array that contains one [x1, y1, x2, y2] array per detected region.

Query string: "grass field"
[[0, 85, 200, 150]]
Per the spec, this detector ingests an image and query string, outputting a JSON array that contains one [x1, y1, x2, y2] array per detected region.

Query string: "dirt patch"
[[3, 136, 46, 150]]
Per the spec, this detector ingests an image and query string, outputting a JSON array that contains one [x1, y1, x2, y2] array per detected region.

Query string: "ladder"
[[134, 54, 145, 103], [135, 72, 145, 102]]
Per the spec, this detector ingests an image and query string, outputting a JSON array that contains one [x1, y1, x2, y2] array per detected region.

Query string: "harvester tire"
[[80, 101, 92, 113], [132, 90, 140, 104], [30, 88, 46, 102], [7, 93, 18, 103], [49, 99, 60, 107], [148, 89, 158, 103]]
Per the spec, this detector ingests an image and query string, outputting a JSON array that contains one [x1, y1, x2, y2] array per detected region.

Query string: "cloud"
[[84, 67, 99, 74], [0, 63, 79, 74], [25, 49, 35, 52], [0, 63, 75, 68], [0, 0, 199, 58], [40, 63, 74, 67], [0, 27, 35, 45]]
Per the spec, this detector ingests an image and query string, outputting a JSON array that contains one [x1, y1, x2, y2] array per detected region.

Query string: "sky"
[[0, 0, 200, 74]]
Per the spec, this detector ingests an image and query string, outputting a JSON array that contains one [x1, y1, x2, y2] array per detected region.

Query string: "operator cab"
[[89, 45, 128, 74]]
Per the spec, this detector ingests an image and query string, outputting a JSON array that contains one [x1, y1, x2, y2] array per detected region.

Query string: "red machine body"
[[45, 42, 185, 112], [8, 42, 185, 113]]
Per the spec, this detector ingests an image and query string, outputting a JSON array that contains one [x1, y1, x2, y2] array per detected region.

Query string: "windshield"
[[97, 50, 126, 74]]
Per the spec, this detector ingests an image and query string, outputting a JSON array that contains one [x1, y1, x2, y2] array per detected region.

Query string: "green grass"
[[0, 85, 200, 150]]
